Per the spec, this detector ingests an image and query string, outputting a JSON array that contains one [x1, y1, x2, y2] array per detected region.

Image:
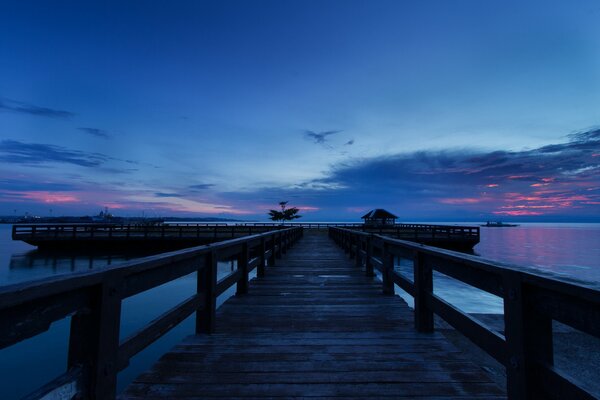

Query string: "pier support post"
[[196, 251, 217, 334], [258, 238, 266, 277], [365, 236, 375, 277], [237, 243, 249, 295], [276, 232, 282, 259], [382, 243, 395, 296], [268, 236, 276, 267], [413, 251, 433, 332], [282, 231, 288, 254], [68, 277, 122, 399], [503, 272, 553, 398], [354, 236, 362, 267]]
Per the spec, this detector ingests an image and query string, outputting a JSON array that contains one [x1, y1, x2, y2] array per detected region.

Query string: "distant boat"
[[481, 221, 519, 227]]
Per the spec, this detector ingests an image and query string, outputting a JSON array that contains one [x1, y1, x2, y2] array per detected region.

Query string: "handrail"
[[0, 227, 303, 399], [11, 224, 288, 242], [329, 227, 600, 399], [12, 222, 480, 241]]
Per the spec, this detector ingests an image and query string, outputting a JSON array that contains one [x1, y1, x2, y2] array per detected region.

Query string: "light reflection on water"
[[1, 223, 599, 398]]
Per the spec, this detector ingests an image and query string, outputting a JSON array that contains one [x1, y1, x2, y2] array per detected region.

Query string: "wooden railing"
[[0, 227, 303, 399], [329, 227, 600, 399], [358, 223, 479, 240], [12, 222, 479, 248], [11, 223, 286, 242], [235, 222, 365, 229]]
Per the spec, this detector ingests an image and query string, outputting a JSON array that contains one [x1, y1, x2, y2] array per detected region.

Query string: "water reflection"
[[7, 248, 240, 285], [477, 225, 600, 282]]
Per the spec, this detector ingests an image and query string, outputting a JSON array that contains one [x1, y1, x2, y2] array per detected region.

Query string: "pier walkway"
[[121, 231, 504, 399]]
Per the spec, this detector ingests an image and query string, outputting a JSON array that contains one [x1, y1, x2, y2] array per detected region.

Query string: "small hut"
[[361, 209, 398, 226]]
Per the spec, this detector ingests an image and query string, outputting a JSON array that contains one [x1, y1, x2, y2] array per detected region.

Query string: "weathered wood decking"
[[121, 231, 504, 399]]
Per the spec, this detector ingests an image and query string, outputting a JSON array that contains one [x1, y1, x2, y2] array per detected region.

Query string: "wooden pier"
[[11, 222, 480, 251], [1, 226, 599, 399], [121, 230, 503, 398]]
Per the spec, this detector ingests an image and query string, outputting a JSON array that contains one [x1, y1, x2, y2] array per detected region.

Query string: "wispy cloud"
[[78, 127, 110, 139], [0, 140, 139, 174], [154, 192, 178, 198], [0, 98, 75, 118], [345, 139, 355, 146], [0, 140, 106, 167], [189, 183, 215, 190]]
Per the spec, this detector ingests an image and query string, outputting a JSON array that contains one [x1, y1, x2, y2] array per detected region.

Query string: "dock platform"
[[121, 231, 503, 399]]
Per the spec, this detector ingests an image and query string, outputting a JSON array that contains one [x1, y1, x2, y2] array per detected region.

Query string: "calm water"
[[1, 223, 599, 398]]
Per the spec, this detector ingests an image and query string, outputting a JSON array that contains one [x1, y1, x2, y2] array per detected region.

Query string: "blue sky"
[[1, 1, 599, 221]]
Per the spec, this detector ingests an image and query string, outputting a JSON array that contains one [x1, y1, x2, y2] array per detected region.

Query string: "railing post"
[[503, 271, 553, 398], [281, 231, 288, 254], [269, 236, 276, 267], [354, 236, 362, 267], [197, 251, 217, 334], [413, 251, 434, 332], [258, 237, 266, 277], [382, 242, 395, 296], [365, 235, 375, 277], [276, 232, 282, 259], [237, 243, 249, 295], [68, 278, 122, 399]]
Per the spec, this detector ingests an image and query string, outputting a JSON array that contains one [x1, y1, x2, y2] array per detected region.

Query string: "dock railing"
[[12, 222, 479, 243], [0, 227, 303, 399], [330, 227, 600, 399], [11, 223, 287, 241]]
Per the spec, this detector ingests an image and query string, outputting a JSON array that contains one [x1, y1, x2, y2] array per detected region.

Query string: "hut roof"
[[361, 209, 398, 219]]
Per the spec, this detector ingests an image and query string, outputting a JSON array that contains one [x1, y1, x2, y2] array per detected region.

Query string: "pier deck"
[[121, 231, 504, 399]]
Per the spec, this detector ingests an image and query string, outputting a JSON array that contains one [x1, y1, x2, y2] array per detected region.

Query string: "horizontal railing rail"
[[1, 227, 303, 399], [12, 223, 479, 247], [329, 227, 600, 399], [235, 222, 364, 228], [11, 223, 287, 241], [235, 222, 479, 236]]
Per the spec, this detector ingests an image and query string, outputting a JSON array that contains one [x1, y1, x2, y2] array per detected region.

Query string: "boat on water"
[[482, 221, 519, 227]]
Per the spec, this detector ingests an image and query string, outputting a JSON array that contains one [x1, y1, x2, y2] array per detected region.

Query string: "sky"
[[1, 1, 599, 222]]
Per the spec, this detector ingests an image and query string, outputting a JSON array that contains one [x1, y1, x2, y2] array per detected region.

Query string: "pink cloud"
[[439, 197, 484, 205], [2, 191, 79, 203], [493, 210, 544, 216], [296, 205, 319, 211]]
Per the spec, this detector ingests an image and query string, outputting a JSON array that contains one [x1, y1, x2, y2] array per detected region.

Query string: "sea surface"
[[1, 222, 599, 398]]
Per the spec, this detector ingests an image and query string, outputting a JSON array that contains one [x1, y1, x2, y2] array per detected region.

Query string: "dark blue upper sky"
[[1, 1, 599, 221]]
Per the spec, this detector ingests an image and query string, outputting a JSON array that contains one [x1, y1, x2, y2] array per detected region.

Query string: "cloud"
[[0, 140, 139, 174], [0, 98, 75, 118], [0, 140, 106, 167], [219, 127, 600, 220], [345, 139, 355, 146], [304, 130, 342, 145], [189, 183, 215, 190], [78, 127, 110, 139], [0, 178, 76, 192], [154, 192, 178, 198]]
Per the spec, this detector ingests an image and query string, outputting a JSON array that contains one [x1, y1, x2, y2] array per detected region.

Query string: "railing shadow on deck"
[[330, 227, 600, 400], [0, 227, 303, 399]]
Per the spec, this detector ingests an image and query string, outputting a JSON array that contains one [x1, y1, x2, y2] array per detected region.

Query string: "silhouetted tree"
[[268, 201, 301, 224]]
